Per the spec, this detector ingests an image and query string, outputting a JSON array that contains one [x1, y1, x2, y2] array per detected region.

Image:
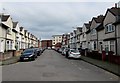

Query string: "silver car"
[[68, 49, 81, 59]]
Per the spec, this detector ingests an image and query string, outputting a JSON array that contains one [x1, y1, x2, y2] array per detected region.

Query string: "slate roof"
[[84, 23, 91, 29], [108, 7, 120, 16], [1, 15, 10, 21], [13, 22, 18, 28], [94, 15, 104, 23], [20, 27, 23, 31]]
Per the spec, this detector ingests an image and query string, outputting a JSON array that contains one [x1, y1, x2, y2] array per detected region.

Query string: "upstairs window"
[[7, 28, 11, 34], [105, 24, 114, 33], [91, 29, 96, 35]]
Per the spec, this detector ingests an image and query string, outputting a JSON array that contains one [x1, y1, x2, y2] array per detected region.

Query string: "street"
[[2, 49, 119, 81]]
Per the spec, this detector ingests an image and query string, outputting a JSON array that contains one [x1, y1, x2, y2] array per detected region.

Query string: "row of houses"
[[61, 5, 120, 64], [0, 14, 40, 60]]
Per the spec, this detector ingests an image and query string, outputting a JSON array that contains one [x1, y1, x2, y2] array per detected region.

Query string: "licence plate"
[[24, 58, 28, 60]]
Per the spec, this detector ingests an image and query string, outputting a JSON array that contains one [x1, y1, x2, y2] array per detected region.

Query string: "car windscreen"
[[71, 50, 79, 53], [23, 49, 34, 54]]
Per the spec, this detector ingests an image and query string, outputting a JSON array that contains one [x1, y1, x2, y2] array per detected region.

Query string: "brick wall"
[[41, 40, 52, 48]]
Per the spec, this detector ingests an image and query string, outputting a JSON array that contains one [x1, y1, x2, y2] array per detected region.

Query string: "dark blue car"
[[20, 48, 37, 61]]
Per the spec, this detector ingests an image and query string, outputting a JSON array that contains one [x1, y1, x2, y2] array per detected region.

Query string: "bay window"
[[104, 40, 115, 54], [105, 24, 114, 33]]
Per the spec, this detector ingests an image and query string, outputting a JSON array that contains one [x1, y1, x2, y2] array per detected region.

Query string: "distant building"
[[41, 40, 52, 48], [52, 35, 62, 48]]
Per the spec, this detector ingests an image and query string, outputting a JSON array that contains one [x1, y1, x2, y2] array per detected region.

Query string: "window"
[[110, 41, 115, 52], [7, 28, 11, 34], [91, 29, 96, 35], [105, 24, 114, 33], [91, 41, 97, 50], [10, 41, 13, 50], [104, 41, 115, 53], [99, 42, 103, 52], [6, 41, 12, 50]]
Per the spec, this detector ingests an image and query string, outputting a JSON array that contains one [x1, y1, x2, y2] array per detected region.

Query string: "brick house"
[[41, 40, 52, 48]]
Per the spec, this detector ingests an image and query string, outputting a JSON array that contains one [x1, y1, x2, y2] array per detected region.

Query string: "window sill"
[[105, 31, 114, 34]]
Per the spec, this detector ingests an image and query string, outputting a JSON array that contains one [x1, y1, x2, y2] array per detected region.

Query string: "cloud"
[[2, 2, 114, 39]]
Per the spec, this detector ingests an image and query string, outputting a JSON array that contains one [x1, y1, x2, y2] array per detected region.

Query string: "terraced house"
[[3, 15, 15, 51], [0, 14, 9, 53], [62, 5, 120, 64], [13, 22, 20, 51], [0, 14, 16, 59], [76, 27, 82, 50], [24, 30, 28, 49], [89, 15, 105, 52], [0, 14, 40, 60], [103, 7, 120, 55]]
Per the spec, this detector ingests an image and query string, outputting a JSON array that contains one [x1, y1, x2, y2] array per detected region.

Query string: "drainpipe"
[[114, 15, 119, 55], [115, 22, 117, 55], [97, 30, 99, 50], [5, 30, 7, 52]]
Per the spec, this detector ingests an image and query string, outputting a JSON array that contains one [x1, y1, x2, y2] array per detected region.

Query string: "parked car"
[[47, 47, 51, 50], [41, 48, 46, 53], [34, 48, 41, 56], [62, 48, 69, 56], [58, 48, 63, 53], [20, 48, 37, 61], [66, 49, 81, 59]]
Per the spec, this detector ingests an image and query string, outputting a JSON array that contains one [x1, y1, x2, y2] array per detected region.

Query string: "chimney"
[[115, 3, 118, 8]]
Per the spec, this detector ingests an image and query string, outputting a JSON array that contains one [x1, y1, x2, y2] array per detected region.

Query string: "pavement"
[[0, 56, 20, 66], [2, 49, 119, 81], [81, 56, 120, 76]]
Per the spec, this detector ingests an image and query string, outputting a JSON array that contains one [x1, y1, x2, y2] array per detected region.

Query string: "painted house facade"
[[103, 7, 120, 55], [2, 15, 16, 51], [81, 24, 87, 50], [76, 27, 82, 50], [0, 15, 9, 53], [85, 22, 92, 51], [52, 35, 62, 48], [73, 30, 77, 49], [62, 34, 69, 48]]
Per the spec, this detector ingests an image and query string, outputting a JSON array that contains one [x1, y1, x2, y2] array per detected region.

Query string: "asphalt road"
[[2, 49, 119, 81]]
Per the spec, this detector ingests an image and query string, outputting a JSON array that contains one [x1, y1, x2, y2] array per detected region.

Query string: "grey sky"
[[1, 2, 115, 40]]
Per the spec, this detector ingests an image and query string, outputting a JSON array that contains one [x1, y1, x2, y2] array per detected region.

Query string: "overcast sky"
[[1, 1, 118, 40]]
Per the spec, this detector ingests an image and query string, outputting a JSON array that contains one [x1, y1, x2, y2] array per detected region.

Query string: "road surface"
[[2, 49, 119, 81]]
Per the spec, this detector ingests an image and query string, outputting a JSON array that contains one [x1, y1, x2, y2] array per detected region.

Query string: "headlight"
[[29, 54, 33, 57]]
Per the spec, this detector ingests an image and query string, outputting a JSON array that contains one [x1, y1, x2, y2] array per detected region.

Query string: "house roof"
[[94, 15, 104, 23], [108, 7, 120, 16], [1, 15, 10, 21], [13, 22, 18, 28], [24, 30, 27, 32], [20, 27, 23, 31], [84, 23, 91, 29], [113, 18, 120, 25], [96, 23, 104, 31]]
